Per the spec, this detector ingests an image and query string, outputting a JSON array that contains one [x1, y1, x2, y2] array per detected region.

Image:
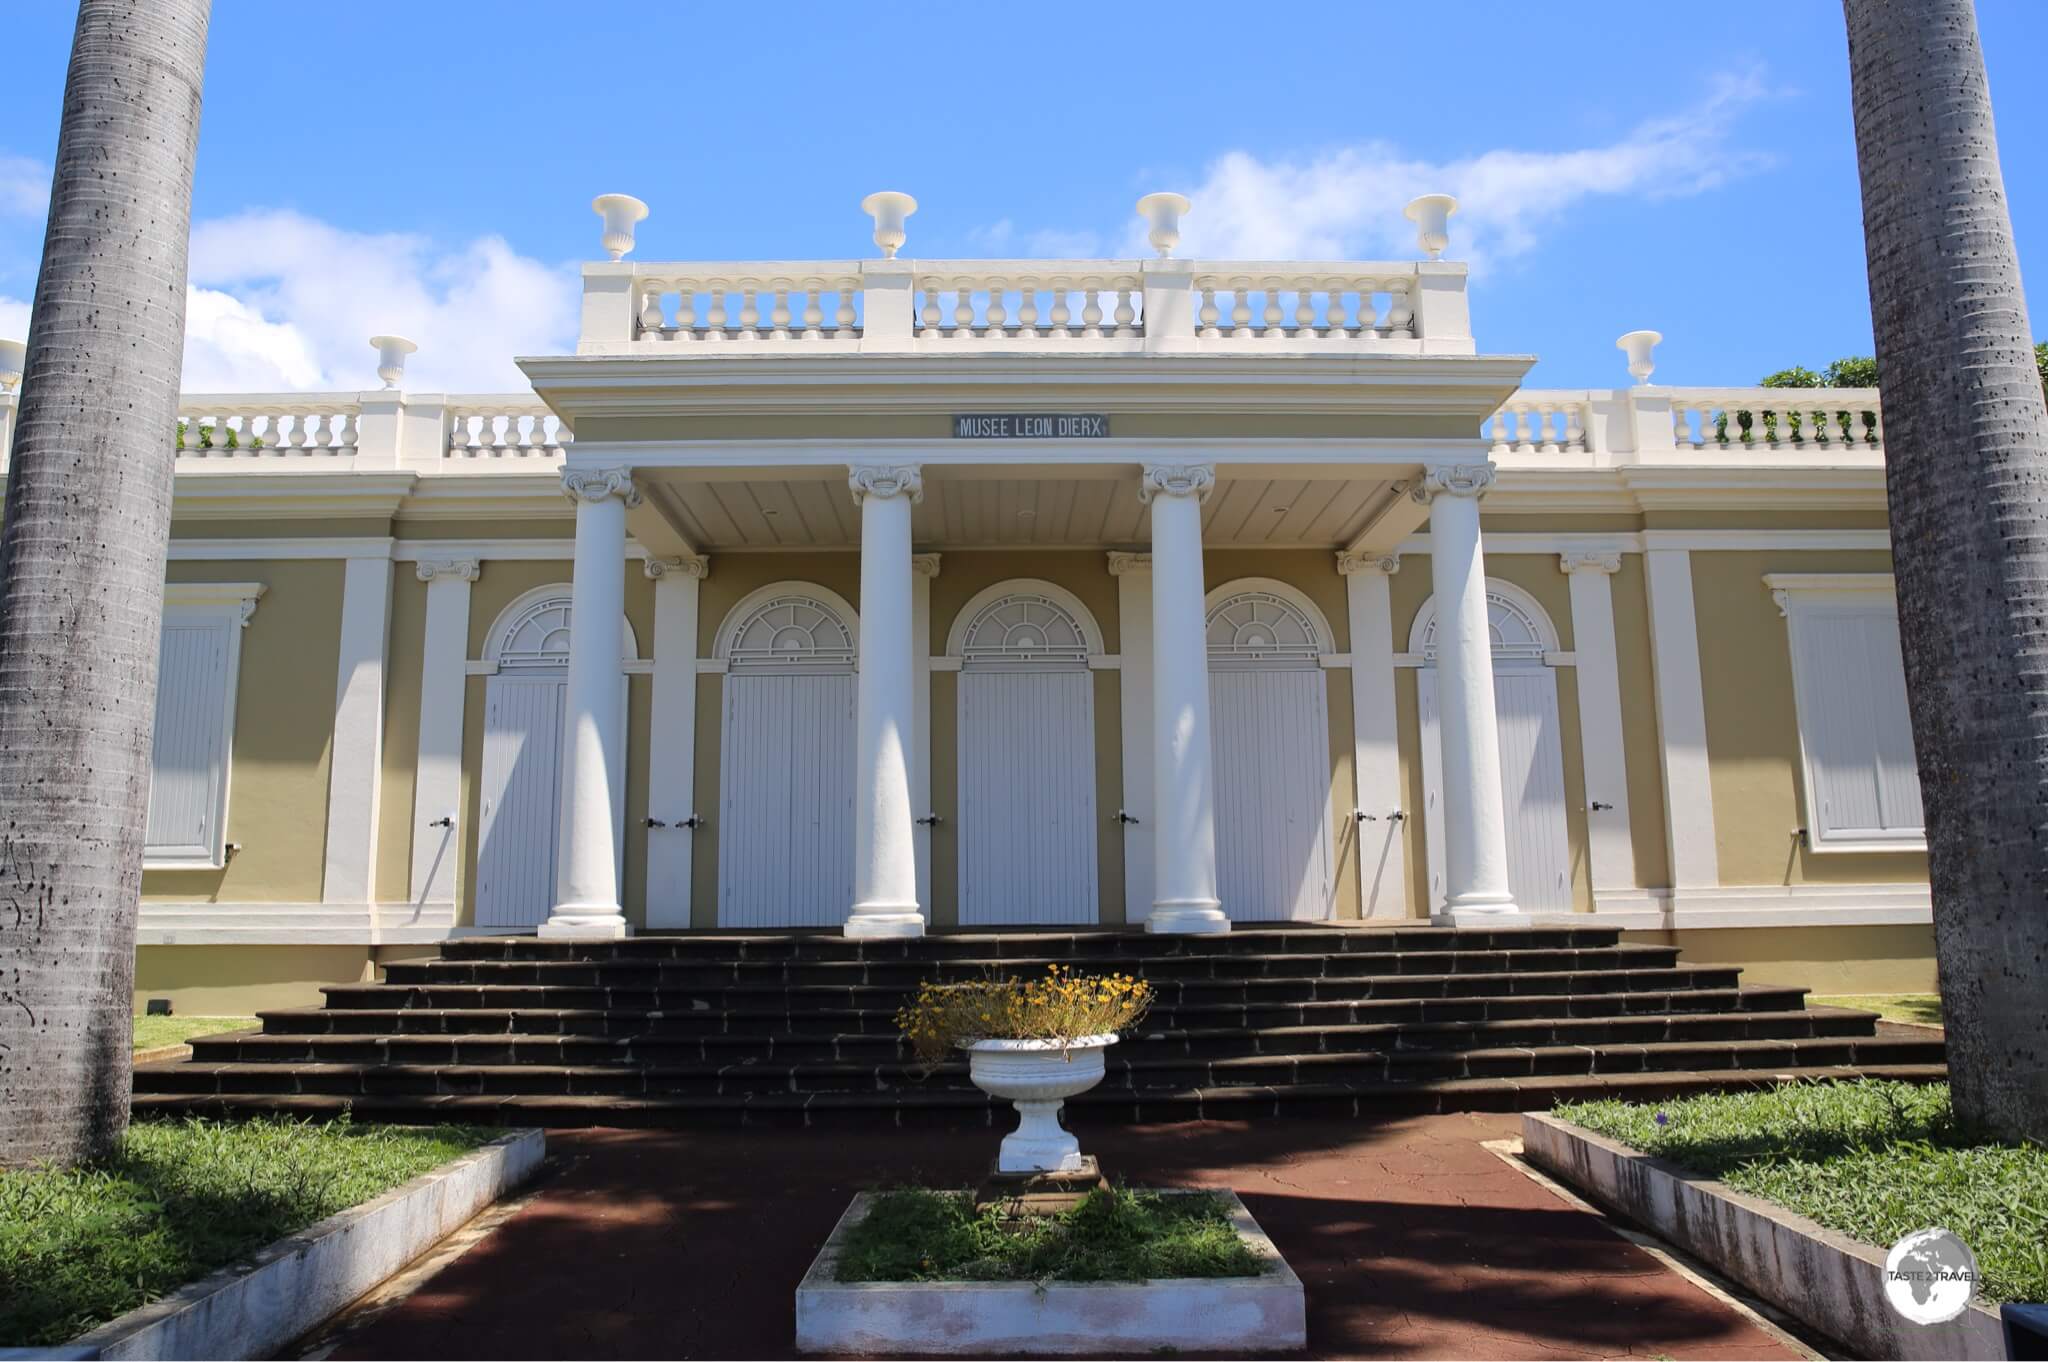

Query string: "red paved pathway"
[[325, 1114, 1801, 1360]]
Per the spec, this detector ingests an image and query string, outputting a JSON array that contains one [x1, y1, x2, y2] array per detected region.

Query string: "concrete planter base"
[[58, 1128, 545, 1361], [1522, 1113, 2008, 1361], [795, 1190, 1306, 1356]]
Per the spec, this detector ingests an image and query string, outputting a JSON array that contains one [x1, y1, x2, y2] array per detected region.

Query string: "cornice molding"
[[1138, 462, 1215, 504], [163, 580, 268, 627], [847, 463, 924, 504]]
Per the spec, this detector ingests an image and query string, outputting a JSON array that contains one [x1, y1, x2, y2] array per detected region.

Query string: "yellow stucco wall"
[[1624, 924, 1939, 994], [134, 943, 445, 1014], [1690, 549, 1928, 887], [143, 560, 343, 904]]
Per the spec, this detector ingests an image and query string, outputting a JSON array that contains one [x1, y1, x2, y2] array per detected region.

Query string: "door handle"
[[914, 813, 943, 826], [679, 814, 707, 830], [645, 817, 668, 828], [1115, 810, 1141, 825], [427, 816, 454, 830], [1589, 801, 1614, 812], [1352, 810, 1376, 823]]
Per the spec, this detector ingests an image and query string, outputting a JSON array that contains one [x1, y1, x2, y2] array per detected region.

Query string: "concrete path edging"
[[59, 1128, 545, 1361], [1521, 1112, 2007, 1361]]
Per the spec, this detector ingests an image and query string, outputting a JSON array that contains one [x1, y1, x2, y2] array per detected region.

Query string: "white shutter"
[[957, 668, 1097, 925], [1417, 667, 1572, 912], [1785, 599, 1925, 849], [143, 585, 263, 870]]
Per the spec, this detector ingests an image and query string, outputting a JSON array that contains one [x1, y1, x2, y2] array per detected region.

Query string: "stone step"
[[380, 943, 1681, 989], [257, 984, 1812, 1039], [438, 925, 1626, 963], [134, 1035, 1944, 1100], [192, 1007, 1881, 1068], [320, 965, 1745, 1015], [129, 1062, 1952, 1128]]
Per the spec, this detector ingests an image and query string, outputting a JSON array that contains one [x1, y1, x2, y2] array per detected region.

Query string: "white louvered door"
[[1211, 668, 1334, 921], [146, 618, 233, 861], [476, 675, 567, 929], [1418, 667, 1572, 913], [957, 668, 1098, 925], [718, 672, 856, 927]]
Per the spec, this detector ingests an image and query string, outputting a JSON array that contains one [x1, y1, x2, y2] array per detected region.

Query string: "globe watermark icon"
[[1882, 1227, 1979, 1325]]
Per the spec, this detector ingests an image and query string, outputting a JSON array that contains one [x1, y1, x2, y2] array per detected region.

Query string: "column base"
[[537, 907, 631, 941], [1429, 900, 1529, 929], [845, 904, 926, 939], [1145, 900, 1232, 935]]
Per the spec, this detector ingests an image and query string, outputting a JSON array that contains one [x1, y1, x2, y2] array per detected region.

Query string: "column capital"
[[1559, 550, 1623, 576], [1409, 462, 1497, 504], [848, 463, 924, 504], [1139, 462, 1215, 504], [643, 554, 710, 581], [1107, 551, 1152, 576], [414, 558, 480, 584], [561, 466, 643, 508], [1336, 551, 1400, 577], [912, 553, 943, 578]]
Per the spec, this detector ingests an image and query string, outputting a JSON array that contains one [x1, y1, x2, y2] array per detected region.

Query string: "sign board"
[[953, 414, 1110, 439]]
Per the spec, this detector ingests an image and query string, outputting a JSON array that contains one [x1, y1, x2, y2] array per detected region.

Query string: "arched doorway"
[[1206, 581, 1336, 921], [715, 584, 859, 927], [475, 587, 636, 929], [950, 583, 1101, 925], [1413, 582, 1572, 913]]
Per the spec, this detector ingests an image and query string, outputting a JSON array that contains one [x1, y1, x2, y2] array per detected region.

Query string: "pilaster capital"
[[561, 466, 643, 508], [1336, 551, 1401, 577], [1107, 551, 1152, 577], [1409, 462, 1497, 504], [1558, 550, 1622, 576], [643, 554, 709, 581], [912, 553, 943, 578], [1138, 462, 1215, 504], [414, 558, 481, 584], [848, 463, 924, 504]]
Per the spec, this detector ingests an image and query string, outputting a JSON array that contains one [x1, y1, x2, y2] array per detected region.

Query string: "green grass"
[[132, 1016, 257, 1050], [1809, 993, 1943, 1027], [1556, 1080, 2047, 1306], [0, 1115, 489, 1347], [834, 1186, 1262, 1284]]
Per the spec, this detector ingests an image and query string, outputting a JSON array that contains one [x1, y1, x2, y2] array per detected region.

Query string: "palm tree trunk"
[[1844, 0, 2048, 1143], [0, 0, 210, 1168]]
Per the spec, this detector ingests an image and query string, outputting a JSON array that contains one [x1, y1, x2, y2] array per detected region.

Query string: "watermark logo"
[[1882, 1228, 1979, 1325]]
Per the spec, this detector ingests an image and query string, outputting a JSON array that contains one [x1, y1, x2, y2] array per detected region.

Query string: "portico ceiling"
[[639, 471, 1411, 550]]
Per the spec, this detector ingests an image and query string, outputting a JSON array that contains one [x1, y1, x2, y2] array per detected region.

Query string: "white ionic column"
[[542, 466, 639, 941], [1140, 464, 1230, 935], [846, 464, 925, 939], [409, 558, 478, 906], [1560, 551, 1637, 898], [1415, 464, 1520, 922]]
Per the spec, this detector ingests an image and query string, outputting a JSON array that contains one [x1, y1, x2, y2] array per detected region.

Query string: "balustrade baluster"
[[986, 278, 1009, 337], [801, 278, 825, 340], [675, 282, 697, 337], [737, 287, 760, 340], [1564, 404, 1586, 452], [1080, 278, 1104, 338], [299, 411, 324, 449], [1228, 279, 1251, 336], [769, 280, 793, 339], [1113, 280, 1137, 337], [705, 284, 728, 341], [1356, 280, 1383, 336], [835, 279, 857, 337], [1385, 280, 1413, 337], [1294, 279, 1316, 335], [1015, 280, 1039, 339], [639, 285, 665, 339], [448, 412, 472, 457], [526, 412, 551, 457], [918, 281, 941, 335], [337, 412, 358, 449], [952, 279, 975, 338], [1537, 404, 1560, 454], [1261, 280, 1284, 339], [1488, 412, 1509, 456], [1198, 284, 1220, 339], [1048, 279, 1071, 338]]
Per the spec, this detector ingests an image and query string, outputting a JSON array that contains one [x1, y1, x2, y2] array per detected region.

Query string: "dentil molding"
[[415, 558, 481, 583], [1336, 551, 1401, 576], [1410, 463, 1497, 502], [1558, 550, 1622, 575], [561, 466, 643, 507], [643, 555, 710, 580], [1138, 462, 1216, 503], [848, 464, 924, 503]]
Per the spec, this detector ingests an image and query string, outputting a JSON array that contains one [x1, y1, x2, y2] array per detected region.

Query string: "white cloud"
[[1146, 75, 1774, 269], [183, 210, 577, 392], [0, 295, 28, 342], [0, 156, 48, 219]]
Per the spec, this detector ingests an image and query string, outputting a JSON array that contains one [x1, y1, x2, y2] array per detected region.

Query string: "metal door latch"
[[1115, 810, 1141, 825], [915, 813, 943, 826], [1352, 810, 1376, 822], [680, 814, 707, 830], [427, 816, 454, 829], [1388, 810, 1406, 822], [645, 817, 668, 828], [1589, 801, 1614, 812]]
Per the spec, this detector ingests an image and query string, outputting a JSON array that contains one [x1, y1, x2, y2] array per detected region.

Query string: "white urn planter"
[[964, 1036, 1116, 1173]]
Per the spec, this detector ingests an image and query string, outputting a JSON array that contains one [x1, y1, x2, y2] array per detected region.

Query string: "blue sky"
[[2, 1, 2043, 393]]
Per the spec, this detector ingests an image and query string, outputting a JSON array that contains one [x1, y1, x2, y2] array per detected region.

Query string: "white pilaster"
[[321, 550, 394, 904], [1338, 552, 1407, 917], [1415, 465, 1519, 923], [1140, 464, 1230, 935], [846, 464, 925, 939], [911, 553, 941, 912], [1561, 552, 1638, 895], [645, 554, 707, 930], [1109, 552, 1154, 922], [542, 466, 639, 941], [1644, 548, 1720, 887], [408, 559, 477, 906]]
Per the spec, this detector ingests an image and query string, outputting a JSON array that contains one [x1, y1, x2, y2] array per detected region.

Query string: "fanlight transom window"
[[1207, 592, 1323, 669], [960, 594, 1090, 668], [497, 595, 575, 668], [726, 595, 856, 671], [1419, 592, 1551, 664]]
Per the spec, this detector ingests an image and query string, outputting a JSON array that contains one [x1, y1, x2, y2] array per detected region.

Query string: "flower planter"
[[963, 1036, 1115, 1173]]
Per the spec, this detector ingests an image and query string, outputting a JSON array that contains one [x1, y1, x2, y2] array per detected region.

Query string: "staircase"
[[131, 926, 1945, 1126]]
